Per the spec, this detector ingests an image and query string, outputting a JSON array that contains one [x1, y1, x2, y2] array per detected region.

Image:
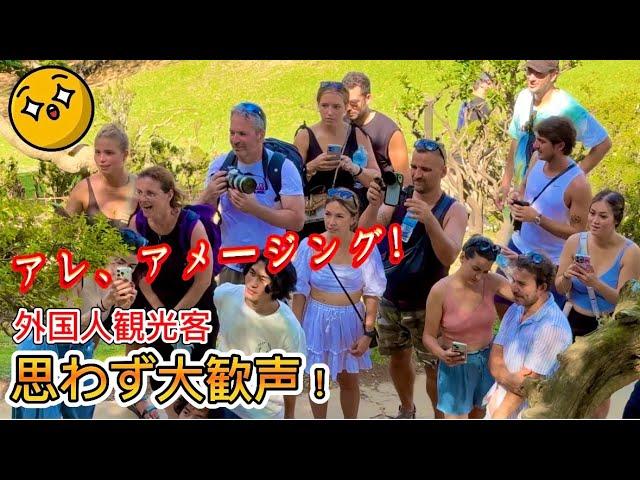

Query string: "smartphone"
[[574, 254, 592, 271], [116, 266, 133, 282], [384, 173, 404, 207], [451, 341, 468, 363], [327, 144, 342, 161], [512, 199, 530, 207]]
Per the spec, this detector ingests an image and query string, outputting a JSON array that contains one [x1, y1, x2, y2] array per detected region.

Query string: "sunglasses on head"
[[414, 139, 445, 159], [327, 188, 357, 209], [518, 251, 546, 265], [320, 81, 345, 90], [467, 237, 501, 257], [235, 102, 266, 122]]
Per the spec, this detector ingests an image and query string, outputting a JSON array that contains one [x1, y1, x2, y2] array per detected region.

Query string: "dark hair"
[[242, 253, 297, 301], [342, 71, 371, 95], [591, 189, 625, 227], [137, 166, 184, 209], [463, 235, 500, 262], [514, 252, 556, 290], [534, 116, 576, 155]]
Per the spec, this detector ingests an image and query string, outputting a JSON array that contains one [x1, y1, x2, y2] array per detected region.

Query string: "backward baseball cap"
[[526, 60, 560, 73]]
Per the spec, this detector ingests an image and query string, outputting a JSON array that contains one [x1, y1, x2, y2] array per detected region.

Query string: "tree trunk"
[[0, 116, 96, 173], [521, 280, 640, 418]]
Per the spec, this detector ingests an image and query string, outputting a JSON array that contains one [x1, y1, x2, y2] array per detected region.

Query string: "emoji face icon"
[[8, 66, 94, 151]]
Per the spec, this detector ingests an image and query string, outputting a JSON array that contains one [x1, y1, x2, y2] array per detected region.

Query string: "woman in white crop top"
[[292, 188, 386, 418]]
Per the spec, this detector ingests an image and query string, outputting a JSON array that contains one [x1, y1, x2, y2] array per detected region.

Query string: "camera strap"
[[577, 232, 602, 321], [331, 124, 353, 188]]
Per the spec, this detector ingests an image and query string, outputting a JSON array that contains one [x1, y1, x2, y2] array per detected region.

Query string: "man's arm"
[[511, 175, 591, 240], [492, 372, 541, 419], [358, 182, 394, 229], [579, 136, 612, 175], [421, 201, 468, 266], [387, 130, 410, 184]]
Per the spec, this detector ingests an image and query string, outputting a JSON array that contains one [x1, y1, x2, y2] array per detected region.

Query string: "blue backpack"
[[135, 204, 223, 278], [221, 140, 305, 202]]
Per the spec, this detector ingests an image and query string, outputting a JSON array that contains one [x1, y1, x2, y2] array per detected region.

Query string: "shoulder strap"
[[178, 208, 201, 253], [575, 231, 601, 319], [530, 163, 576, 204], [262, 148, 285, 203], [135, 210, 148, 238], [577, 231, 589, 255], [327, 264, 364, 324], [221, 151, 237, 171], [432, 194, 455, 225]]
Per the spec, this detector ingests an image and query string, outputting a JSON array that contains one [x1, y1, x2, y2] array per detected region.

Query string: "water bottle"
[[401, 212, 419, 243], [352, 146, 368, 189]]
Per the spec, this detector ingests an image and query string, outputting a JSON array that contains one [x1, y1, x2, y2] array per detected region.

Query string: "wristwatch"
[[364, 329, 377, 339]]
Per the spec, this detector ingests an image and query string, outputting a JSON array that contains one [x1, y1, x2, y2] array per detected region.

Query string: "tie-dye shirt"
[[508, 88, 608, 186]]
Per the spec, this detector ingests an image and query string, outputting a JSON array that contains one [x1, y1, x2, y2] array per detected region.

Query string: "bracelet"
[[354, 165, 363, 177]]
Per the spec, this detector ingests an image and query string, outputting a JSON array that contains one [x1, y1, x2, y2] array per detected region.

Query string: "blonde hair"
[[95, 123, 129, 152]]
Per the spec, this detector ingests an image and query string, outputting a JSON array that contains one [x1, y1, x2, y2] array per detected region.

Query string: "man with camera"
[[359, 139, 468, 418], [485, 252, 572, 419], [202, 102, 305, 285], [506, 116, 591, 308], [342, 72, 411, 183]]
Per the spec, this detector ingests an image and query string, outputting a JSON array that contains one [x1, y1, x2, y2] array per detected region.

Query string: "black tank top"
[[303, 124, 359, 195], [379, 189, 456, 310], [131, 210, 218, 351]]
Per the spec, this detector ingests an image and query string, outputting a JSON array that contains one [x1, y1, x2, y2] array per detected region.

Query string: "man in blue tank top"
[[507, 116, 592, 308]]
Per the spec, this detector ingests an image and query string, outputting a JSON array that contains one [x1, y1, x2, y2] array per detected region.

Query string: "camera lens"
[[238, 176, 257, 194]]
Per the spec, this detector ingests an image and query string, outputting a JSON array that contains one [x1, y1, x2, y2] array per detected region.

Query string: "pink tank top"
[[441, 279, 496, 349]]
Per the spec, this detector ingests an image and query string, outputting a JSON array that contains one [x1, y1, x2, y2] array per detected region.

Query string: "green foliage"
[[32, 161, 90, 199], [95, 82, 210, 200], [0, 195, 131, 331], [0, 60, 68, 77], [0, 60, 24, 74], [0, 158, 26, 199]]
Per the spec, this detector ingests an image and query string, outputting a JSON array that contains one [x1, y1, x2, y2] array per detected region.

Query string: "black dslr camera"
[[224, 167, 257, 194]]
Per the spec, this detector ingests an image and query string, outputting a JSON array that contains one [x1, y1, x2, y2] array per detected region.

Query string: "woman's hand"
[[349, 335, 371, 357], [437, 347, 466, 367], [104, 279, 138, 310], [308, 153, 341, 173]]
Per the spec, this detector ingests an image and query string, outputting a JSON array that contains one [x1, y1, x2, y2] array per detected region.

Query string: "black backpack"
[[221, 140, 305, 202]]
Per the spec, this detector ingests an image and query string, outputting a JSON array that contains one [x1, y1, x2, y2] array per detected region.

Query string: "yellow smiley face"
[[8, 66, 94, 151]]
